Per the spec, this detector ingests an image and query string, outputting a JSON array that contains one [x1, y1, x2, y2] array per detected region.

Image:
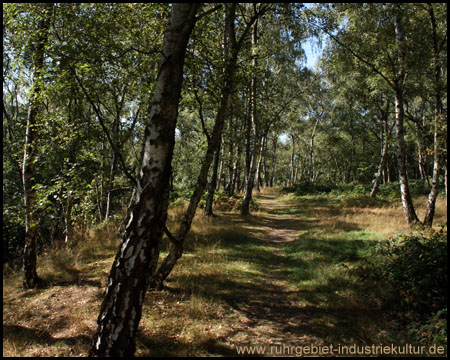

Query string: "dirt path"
[[217, 193, 328, 356]]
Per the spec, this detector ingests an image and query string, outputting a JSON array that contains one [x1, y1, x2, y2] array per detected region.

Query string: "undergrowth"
[[350, 224, 447, 347], [282, 180, 434, 202]]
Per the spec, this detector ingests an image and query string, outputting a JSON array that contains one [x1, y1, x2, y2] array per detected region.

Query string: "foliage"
[[197, 191, 260, 213], [282, 180, 432, 201], [282, 181, 335, 196], [350, 225, 447, 346]]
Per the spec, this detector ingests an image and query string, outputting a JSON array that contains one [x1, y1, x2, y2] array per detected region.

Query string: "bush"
[[2, 211, 25, 265], [283, 180, 432, 201], [379, 227, 447, 314], [282, 181, 335, 196], [351, 225, 447, 346]]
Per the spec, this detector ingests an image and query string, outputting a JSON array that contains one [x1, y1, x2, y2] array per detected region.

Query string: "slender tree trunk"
[[241, 20, 259, 215], [149, 3, 254, 290], [255, 133, 266, 192], [423, 3, 444, 227], [415, 114, 430, 186], [371, 99, 391, 198], [263, 134, 269, 187], [89, 4, 200, 356], [270, 135, 277, 187], [310, 117, 320, 184], [445, 164, 447, 208], [231, 128, 243, 195], [64, 191, 73, 243], [22, 5, 52, 289], [204, 137, 222, 216], [394, 8, 420, 225], [105, 153, 117, 220], [244, 98, 252, 189], [289, 135, 295, 187]]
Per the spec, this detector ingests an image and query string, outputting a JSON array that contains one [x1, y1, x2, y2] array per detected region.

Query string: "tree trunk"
[[370, 98, 392, 198], [241, 20, 259, 215], [230, 127, 243, 195], [204, 138, 222, 216], [310, 116, 320, 184], [64, 191, 73, 243], [423, 3, 444, 227], [22, 5, 52, 289], [255, 133, 266, 192], [414, 113, 430, 186], [445, 164, 447, 208], [89, 4, 199, 356], [289, 135, 295, 187], [270, 135, 277, 187], [105, 153, 117, 220], [394, 8, 420, 225], [149, 3, 252, 291], [263, 133, 269, 187], [244, 100, 252, 189]]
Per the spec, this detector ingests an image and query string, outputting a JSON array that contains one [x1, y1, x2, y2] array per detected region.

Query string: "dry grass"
[[341, 195, 447, 237], [3, 188, 447, 357]]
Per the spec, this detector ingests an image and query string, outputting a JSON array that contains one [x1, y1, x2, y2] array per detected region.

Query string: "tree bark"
[[149, 3, 248, 291], [64, 191, 73, 243], [270, 134, 277, 187], [241, 19, 259, 215], [423, 3, 444, 227], [204, 138, 221, 216], [105, 153, 117, 220], [22, 5, 52, 289], [310, 116, 320, 184], [255, 133, 266, 191], [289, 135, 295, 187], [89, 4, 200, 356], [393, 7, 420, 225], [370, 98, 392, 198]]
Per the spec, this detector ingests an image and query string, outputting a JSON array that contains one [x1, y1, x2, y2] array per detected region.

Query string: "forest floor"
[[3, 188, 447, 357]]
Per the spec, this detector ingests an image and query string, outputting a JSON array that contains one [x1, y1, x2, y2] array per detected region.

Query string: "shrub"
[[378, 227, 447, 314], [351, 225, 447, 346], [282, 181, 335, 196]]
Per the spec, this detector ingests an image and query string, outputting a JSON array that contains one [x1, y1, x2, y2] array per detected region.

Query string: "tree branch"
[[163, 224, 182, 248], [195, 4, 221, 23], [193, 88, 211, 141], [70, 66, 137, 187], [304, 7, 395, 90]]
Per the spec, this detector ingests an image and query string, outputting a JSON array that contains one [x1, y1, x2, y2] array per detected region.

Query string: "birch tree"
[[90, 4, 200, 356]]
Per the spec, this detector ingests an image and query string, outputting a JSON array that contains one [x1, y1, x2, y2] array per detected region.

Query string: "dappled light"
[[3, 3, 447, 357]]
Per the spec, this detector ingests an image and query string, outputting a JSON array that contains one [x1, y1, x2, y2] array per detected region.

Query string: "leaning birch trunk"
[[393, 8, 420, 225], [22, 5, 52, 289], [89, 4, 199, 357], [149, 3, 242, 291]]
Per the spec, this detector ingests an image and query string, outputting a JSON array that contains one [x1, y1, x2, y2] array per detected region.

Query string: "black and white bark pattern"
[[89, 4, 200, 357]]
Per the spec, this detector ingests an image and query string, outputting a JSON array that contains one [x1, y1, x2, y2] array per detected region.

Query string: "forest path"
[[215, 192, 331, 356]]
